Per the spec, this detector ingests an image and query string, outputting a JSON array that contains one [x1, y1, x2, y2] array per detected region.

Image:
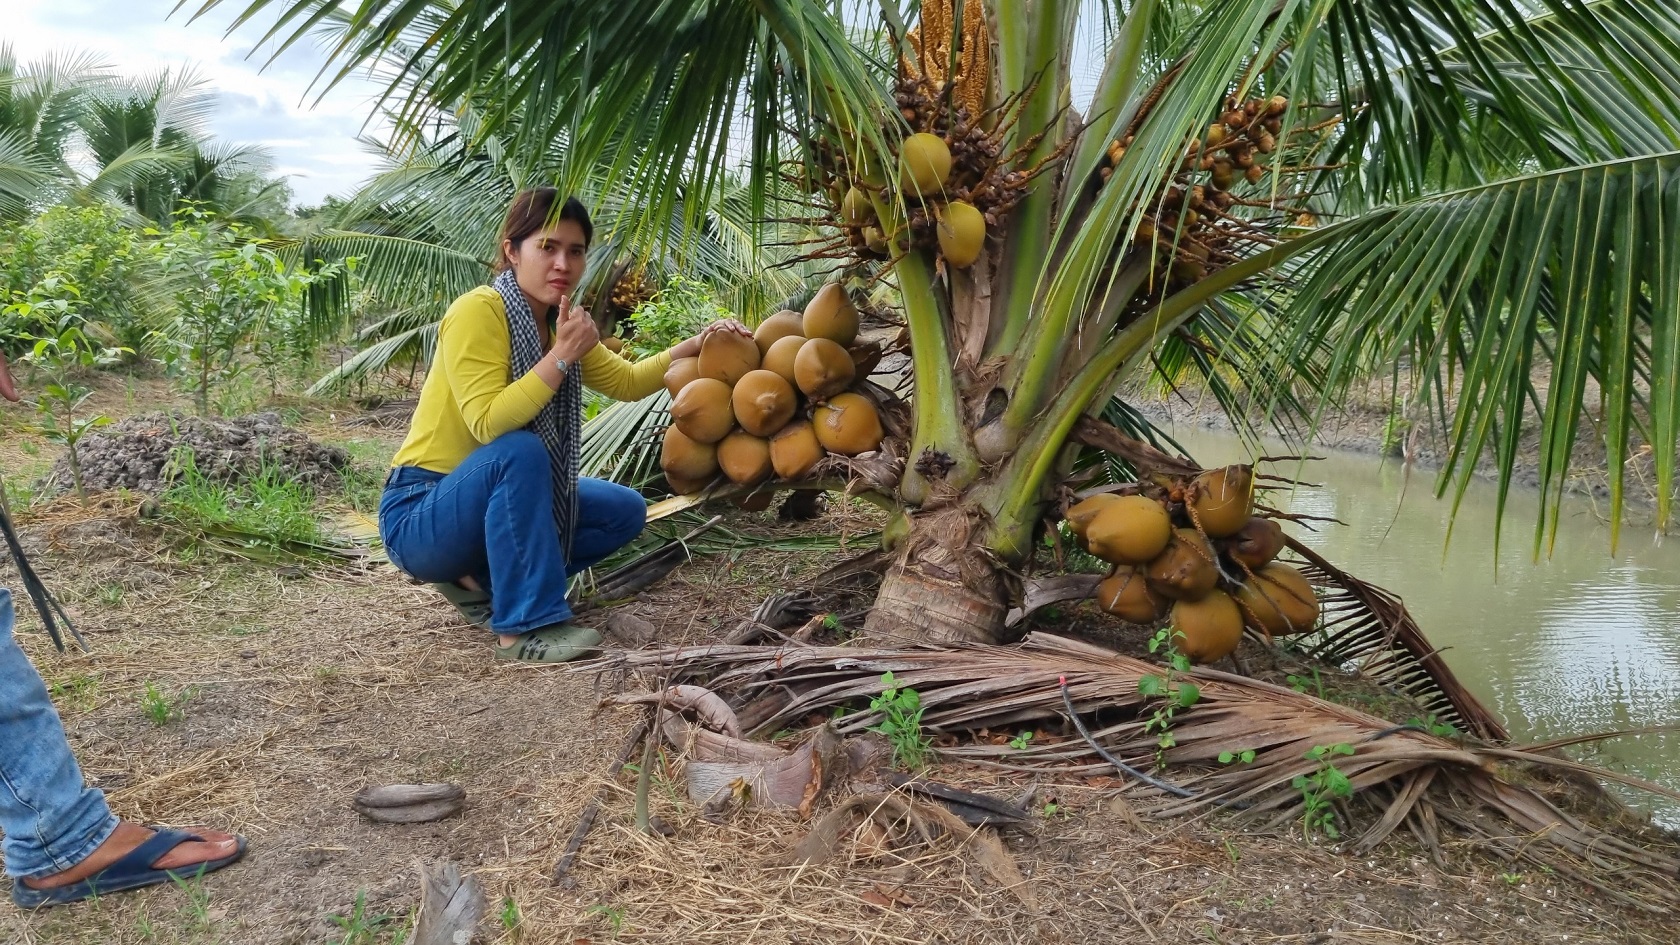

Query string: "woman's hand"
[[670, 318, 754, 360], [548, 296, 601, 363]]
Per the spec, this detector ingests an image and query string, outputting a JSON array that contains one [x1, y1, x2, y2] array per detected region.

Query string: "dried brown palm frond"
[[1283, 537, 1509, 742], [585, 633, 1680, 912]]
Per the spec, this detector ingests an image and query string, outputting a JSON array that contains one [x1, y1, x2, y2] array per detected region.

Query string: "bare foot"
[[21, 821, 240, 890]]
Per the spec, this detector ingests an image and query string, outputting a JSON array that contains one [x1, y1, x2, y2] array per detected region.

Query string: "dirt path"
[[0, 388, 1674, 943]]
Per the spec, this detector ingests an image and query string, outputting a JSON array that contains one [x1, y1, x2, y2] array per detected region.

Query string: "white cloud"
[[3, 0, 387, 206]]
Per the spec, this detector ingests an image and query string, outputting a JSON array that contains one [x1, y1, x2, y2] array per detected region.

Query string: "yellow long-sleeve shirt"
[[391, 286, 671, 473]]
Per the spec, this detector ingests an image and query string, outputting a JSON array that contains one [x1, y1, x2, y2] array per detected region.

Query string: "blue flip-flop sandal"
[[11, 827, 248, 909]]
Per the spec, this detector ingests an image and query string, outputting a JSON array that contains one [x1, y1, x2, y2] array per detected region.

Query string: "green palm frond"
[[1276, 152, 1680, 550], [0, 130, 54, 215]]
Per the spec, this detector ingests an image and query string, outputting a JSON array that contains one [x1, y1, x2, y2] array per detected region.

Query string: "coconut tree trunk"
[[862, 508, 1011, 644]]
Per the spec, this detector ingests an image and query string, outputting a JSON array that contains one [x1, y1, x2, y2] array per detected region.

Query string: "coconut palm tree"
[[196, 0, 1680, 645], [0, 46, 108, 216]]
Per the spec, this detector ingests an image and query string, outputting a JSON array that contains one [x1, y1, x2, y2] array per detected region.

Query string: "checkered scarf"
[[493, 268, 581, 558]]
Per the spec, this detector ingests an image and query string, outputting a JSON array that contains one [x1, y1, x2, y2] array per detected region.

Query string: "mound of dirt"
[[45, 411, 352, 496]]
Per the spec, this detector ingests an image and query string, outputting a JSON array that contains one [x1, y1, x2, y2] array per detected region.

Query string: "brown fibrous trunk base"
[[863, 557, 1008, 646]]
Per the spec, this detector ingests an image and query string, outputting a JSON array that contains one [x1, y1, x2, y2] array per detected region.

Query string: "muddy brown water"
[[1164, 424, 1680, 829]]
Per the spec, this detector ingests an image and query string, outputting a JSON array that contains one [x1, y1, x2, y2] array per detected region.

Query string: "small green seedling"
[[1292, 743, 1355, 840], [1139, 627, 1201, 761], [868, 671, 932, 769]]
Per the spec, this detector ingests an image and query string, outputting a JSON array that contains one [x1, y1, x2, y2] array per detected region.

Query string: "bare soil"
[[0, 377, 1674, 944]]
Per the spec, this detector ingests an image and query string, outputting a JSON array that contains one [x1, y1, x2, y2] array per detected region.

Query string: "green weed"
[[1293, 743, 1356, 840], [1138, 627, 1201, 762], [499, 896, 523, 935], [328, 890, 403, 945], [1406, 713, 1462, 739], [587, 903, 628, 937], [868, 671, 932, 769], [140, 682, 196, 725], [1286, 667, 1325, 699], [48, 672, 99, 711]]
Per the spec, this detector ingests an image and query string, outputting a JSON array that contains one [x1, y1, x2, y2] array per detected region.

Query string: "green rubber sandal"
[[433, 581, 492, 627], [493, 624, 603, 663]]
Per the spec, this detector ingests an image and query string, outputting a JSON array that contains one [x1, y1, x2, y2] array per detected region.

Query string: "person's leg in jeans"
[[381, 431, 576, 635], [0, 589, 119, 883], [569, 477, 649, 573], [0, 589, 241, 902]]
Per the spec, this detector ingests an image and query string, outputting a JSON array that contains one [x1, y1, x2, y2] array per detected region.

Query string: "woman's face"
[[505, 218, 588, 310]]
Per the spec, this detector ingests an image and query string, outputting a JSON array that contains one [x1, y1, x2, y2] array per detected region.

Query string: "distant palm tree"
[[198, 0, 1680, 644], [0, 46, 106, 216], [0, 46, 287, 226]]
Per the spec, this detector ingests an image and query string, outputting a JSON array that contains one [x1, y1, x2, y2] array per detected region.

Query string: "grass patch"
[[158, 448, 322, 550], [328, 891, 408, 945], [140, 682, 197, 725]]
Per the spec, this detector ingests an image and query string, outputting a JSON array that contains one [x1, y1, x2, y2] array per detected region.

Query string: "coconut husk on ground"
[[42, 411, 351, 496]]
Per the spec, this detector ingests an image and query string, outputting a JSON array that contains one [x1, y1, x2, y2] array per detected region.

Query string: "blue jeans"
[[0, 588, 120, 880], [378, 431, 647, 634]]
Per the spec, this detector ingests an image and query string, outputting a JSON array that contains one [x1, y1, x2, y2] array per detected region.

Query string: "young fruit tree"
[[202, 0, 1680, 645]]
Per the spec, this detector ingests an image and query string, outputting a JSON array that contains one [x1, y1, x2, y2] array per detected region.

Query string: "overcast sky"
[[5, 0, 385, 207]]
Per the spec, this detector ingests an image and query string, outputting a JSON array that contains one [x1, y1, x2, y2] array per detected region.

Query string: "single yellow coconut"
[[731, 370, 797, 437], [661, 425, 718, 482], [762, 334, 806, 385], [1226, 516, 1285, 570], [1145, 528, 1219, 600], [803, 283, 860, 346], [937, 200, 986, 268], [1066, 494, 1123, 540], [1190, 465, 1254, 538], [899, 132, 952, 196], [812, 392, 883, 456], [669, 377, 735, 444], [1170, 591, 1244, 664], [1085, 495, 1174, 564], [770, 420, 825, 480], [663, 357, 701, 398], [718, 430, 774, 486], [752, 310, 805, 357], [841, 186, 875, 227], [1096, 566, 1168, 624], [697, 328, 761, 385], [794, 337, 857, 401], [1234, 564, 1319, 637]]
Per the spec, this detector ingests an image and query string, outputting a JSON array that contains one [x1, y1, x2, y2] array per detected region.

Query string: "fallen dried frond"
[[582, 633, 1680, 913]]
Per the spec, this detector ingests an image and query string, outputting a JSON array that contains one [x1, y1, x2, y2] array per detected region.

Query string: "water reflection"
[[1165, 425, 1680, 827]]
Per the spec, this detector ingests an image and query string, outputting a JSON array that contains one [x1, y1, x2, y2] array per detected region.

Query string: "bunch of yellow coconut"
[[659, 283, 886, 496], [839, 131, 988, 270], [1066, 465, 1321, 665]]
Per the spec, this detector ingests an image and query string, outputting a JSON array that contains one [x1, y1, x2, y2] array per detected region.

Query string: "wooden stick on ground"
[[551, 718, 650, 887]]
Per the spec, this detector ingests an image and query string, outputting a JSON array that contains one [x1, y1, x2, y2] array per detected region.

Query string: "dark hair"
[[496, 188, 593, 270]]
